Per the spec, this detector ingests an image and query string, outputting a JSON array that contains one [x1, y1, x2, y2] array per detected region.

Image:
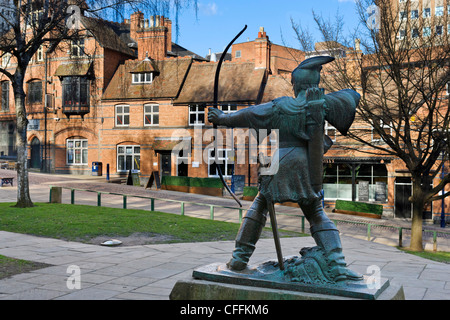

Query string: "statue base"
[[170, 259, 405, 300]]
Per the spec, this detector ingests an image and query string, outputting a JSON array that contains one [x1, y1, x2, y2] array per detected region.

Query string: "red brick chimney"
[[129, 12, 172, 61], [254, 27, 271, 72]]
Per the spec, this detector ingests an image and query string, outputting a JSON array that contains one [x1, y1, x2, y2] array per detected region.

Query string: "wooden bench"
[[0, 177, 14, 187]]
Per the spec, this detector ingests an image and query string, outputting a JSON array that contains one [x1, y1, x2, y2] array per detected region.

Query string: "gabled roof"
[[174, 62, 266, 104], [169, 43, 207, 61], [81, 17, 136, 58], [261, 75, 294, 103], [130, 58, 159, 74], [102, 57, 192, 100]]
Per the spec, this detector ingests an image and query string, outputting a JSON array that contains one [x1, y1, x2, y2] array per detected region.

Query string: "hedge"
[[189, 177, 223, 189], [243, 186, 259, 198], [161, 176, 223, 189], [161, 176, 190, 187], [335, 199, 383, 216]]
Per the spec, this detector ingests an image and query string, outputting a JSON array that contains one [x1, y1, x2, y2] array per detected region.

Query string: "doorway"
[[30, 137, 41, 169], [160, 152, 171, 176], [395, 177, 412, 218]]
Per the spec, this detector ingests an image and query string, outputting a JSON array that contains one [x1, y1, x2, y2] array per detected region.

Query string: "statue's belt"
[[278, 141, 308, 148]]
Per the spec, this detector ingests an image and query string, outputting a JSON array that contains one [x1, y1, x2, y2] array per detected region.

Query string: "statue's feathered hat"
[[292, 56, 335, 94]]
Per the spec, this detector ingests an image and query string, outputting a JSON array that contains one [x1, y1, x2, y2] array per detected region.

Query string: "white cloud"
[[198, 2, 218, 16]]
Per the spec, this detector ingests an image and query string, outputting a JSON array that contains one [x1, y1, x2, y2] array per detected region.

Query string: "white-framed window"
[[189, 105, 205, 126], [411, 28, 419, 38], [423, 26, 431, 37], [208, 148, 233, 177], [67, 139, 88, 165], [423, 8, 431, 18], [117, 145, 140, 172], [325, 121, 337, 142], [115, 105, 130, 127], [397, 29, 406, 40], [221, 104, 238, 114], [436, 25, 443, 36], [132, 72, 153, 84], [435, 6, 444, 17], [235, 50, 241, 58], [36, 45, 44, 62], [2, 52, 11, 68], [411, 10, 419, 19], [399, 11, 407, 21], [372, 120, 392, 142], [71, 39, 85, 57], [144, 104, 159, 126], [28, 10, 43, 27]]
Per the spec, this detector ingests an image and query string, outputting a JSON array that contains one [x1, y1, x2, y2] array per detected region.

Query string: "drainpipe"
[[441, 155, 446, 228], [43, 50, 48, 173]]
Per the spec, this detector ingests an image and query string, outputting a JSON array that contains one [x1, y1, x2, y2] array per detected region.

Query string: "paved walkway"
[[0, 170, 449, 300], [0, 231, 449, 300]]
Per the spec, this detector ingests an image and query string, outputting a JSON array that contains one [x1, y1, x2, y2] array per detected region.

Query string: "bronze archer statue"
[[208, 56, 362, 282]]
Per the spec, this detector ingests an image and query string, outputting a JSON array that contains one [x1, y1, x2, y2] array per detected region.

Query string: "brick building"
[[0, 9, 302, 187], [1, 3, 447, 223]]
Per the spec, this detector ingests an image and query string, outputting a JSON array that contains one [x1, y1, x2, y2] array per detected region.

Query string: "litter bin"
[[92, 162, 102, 176]]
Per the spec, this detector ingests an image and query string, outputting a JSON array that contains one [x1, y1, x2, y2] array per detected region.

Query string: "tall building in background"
[[389, 0, 449, 44]]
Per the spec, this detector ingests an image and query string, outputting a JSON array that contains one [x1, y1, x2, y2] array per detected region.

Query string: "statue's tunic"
[[220, 89, 359, 204]]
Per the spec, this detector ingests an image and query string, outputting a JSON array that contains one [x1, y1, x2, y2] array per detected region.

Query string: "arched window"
[[67, 138, 88, 165], [117, 145, 140, 172]]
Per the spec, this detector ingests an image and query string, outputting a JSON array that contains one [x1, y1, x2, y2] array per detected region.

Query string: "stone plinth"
[[170, 262, 405, 301]]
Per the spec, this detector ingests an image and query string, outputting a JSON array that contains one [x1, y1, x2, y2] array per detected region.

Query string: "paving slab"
[[0, 231, 449, 300]]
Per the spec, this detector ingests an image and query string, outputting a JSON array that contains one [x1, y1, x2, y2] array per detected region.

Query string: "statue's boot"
[[227, 195, 268, 271], [311, 222, 363, 282]]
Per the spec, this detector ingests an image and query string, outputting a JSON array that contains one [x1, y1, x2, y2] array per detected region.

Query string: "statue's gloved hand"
[[306, 87, 325, 102], [208, 107, 226, 125]]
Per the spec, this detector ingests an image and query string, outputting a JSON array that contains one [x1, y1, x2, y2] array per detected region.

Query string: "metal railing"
[[49, 186, 449, 251]]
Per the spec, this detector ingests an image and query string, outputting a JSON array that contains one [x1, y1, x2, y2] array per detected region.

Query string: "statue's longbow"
[[212, 25, 247, 208], [213, 25, 285, 270]]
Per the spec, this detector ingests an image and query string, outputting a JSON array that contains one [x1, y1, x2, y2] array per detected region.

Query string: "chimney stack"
[[255, 27, 271, 72], [130, 12, 172, 60]]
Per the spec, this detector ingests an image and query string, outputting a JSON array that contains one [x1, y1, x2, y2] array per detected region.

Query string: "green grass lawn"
[[0, 255, 51, 279], [399, 248, 450, 264], [0, 202, 305, 280], [0, 202, 303, 244]]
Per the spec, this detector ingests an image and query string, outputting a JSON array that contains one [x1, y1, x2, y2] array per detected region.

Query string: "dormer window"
[[130, 57, 159, 84], [132, 72, 153, 84], [71, 39, 85, 57]]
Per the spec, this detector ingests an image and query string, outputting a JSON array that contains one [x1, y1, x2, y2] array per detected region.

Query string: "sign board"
[[375, 182, 387, 202], [27, 119, 40, 131], [358, 181, 369, 202], [127, 170, 140, 186], [145, 171, 161, 189], [232, 175, 245, 194]]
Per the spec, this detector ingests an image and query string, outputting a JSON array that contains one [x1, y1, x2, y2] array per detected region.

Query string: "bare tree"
[[292, 0, 450, 251], [0, 0, 197, 208]]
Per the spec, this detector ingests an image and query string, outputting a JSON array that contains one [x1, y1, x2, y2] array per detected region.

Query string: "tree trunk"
[[410, 180, 424, 251], [13, 73, 33, 208]]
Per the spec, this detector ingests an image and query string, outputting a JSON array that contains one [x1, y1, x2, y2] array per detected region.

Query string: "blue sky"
[[173, 0, 361, 57]]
